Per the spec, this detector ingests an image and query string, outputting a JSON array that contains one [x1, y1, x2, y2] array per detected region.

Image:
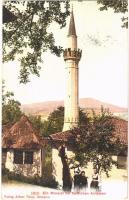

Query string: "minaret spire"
[[63, 5, 82, 131], [68, 6, 76, 36]]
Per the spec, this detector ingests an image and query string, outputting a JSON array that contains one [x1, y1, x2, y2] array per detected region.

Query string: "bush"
[[39, 176, 58, 188], [2, 164, 9, 182], [2, 168, 58, 188], [2, 164, 9, 175]]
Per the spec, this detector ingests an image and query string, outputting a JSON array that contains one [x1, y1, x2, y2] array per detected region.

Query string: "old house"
[[2, 115, 128, 185], [2, 115, 46, 177], [49, 117, 128, 185], [111, 117, 128, 169]]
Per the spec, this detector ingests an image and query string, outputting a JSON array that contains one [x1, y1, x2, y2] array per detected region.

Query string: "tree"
[[2, 81, 22, 125], [28, 115, 45, 135], [43, 106, 90, 136], [44, 106, 64, 135], [97, 0, 128, 28], [59, 144, 72, 191], [3, 1, 70, 83], [79, 0, 128, 28], [70, 107, 125, 177]]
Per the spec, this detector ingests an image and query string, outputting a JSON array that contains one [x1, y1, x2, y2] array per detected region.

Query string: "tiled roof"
[[2, 116, 127, 149], [49, 130, 74, 142], [2, 123, 14, 134], [111, 117, 128, 145], [2, 115, 46, 149], [50, 117, 128, 145]]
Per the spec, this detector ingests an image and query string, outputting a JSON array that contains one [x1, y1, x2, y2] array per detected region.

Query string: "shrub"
[[2, 168, 58, 188]]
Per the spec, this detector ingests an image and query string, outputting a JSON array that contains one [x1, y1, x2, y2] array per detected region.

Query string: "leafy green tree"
[[79, 108, 90, 126], [28, 115, 45, 135], [3, 1, 70, 83], [97, 0, 128, 13], [2, 81, 22, 124], [80, 0, 128, 28], [97, 0, 128, 28], [46, 106, 64, 135], [43, 106, 90, 136], [70, 107, 125, 177]]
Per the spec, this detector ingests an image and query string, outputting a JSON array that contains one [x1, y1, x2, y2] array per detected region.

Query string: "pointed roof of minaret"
[[68, 6, 76, 36]]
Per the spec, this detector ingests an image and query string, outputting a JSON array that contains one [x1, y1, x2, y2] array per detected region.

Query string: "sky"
[[2, 1, 128, 107]]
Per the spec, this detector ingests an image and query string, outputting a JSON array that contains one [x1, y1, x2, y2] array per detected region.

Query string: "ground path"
[[1, 179, 127, 200]]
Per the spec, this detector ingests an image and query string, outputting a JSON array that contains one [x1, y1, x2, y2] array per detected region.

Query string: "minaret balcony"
[[63, 48, 82, 61]]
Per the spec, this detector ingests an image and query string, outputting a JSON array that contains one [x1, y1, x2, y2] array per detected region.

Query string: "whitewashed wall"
[[4, 149, 42, 177], [52, 148, 63, 186], [52, 148, 127, 187]]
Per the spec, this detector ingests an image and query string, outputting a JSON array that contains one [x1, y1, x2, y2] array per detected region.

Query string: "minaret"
[[63, 8, 82, 131]]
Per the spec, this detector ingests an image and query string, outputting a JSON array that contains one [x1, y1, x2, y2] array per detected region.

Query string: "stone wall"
[[4, 149, 42, 177]]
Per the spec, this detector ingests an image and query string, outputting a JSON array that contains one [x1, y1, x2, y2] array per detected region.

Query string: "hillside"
[[21, 98, 128, 119]]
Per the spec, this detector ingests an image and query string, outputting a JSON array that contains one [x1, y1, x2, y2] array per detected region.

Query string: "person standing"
[[90, 169, 100, 191], [79, 171, 88, 190], [73, 170, 81, 190]]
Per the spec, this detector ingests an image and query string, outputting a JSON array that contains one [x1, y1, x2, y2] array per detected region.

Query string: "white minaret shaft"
[[63, 9, 82, 131]]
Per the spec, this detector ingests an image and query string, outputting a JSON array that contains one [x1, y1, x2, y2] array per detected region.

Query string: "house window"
[[117, 156, 127, 169], [14, 150, 34, 164], [24, 151, 33, 164], [2, 149, 7, 165], [14, 150, 23, 164]]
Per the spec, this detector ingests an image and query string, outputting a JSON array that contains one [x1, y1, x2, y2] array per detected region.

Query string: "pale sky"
[[2, 1, 128, 107]]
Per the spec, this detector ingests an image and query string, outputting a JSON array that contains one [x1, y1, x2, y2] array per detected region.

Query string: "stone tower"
[[63, 8, 82, 131]]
